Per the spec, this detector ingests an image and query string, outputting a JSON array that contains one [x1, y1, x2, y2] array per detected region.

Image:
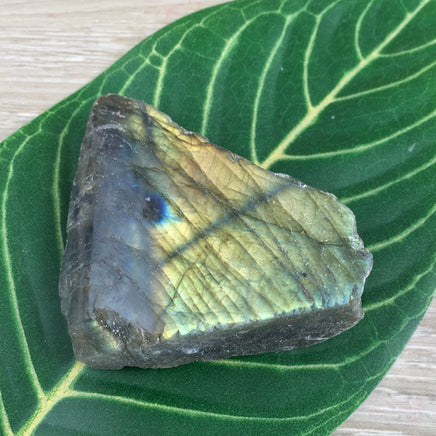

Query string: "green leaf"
[[0, 0, 435, 434]]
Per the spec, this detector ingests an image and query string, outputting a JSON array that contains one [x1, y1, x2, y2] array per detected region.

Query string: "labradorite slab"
[[59, 94, 372, 369]]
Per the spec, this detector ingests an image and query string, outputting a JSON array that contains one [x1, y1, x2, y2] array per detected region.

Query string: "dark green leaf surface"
[[0, 0, 435, 434]]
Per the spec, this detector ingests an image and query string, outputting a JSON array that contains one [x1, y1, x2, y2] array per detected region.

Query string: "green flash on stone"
[[58, 94, 372, 369]]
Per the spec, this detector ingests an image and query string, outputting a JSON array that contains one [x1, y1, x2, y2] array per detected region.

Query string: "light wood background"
[[1, 1, 434, 434]]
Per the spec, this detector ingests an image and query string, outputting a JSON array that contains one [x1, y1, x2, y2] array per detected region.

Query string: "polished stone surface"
[[59, 94, 372, 369]]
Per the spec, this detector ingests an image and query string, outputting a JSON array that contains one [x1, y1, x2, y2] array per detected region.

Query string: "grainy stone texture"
[[59, 94, 372, 369]]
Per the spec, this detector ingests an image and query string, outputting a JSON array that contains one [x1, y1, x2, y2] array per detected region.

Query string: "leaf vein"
[[0, 130, 45, 402], [250, 14, 298, 164], [368, 201, 436, 252], [342, 153, 436, 204], [336, 58, 436, 102], [365, 252, 436, 312], [380, 36, 436, 58], [68, 388, 365, 423], [16, 361, 85, 436], [260, 0, 431, 169], [279, 107, 436, 161], [0, 391, 13, 436], [354, 0, 375, 61], [200, 16, 258, 136], [210, 280, 435, 373]]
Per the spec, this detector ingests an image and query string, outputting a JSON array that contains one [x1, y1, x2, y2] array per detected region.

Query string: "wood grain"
[[1, 1, 435, 434]]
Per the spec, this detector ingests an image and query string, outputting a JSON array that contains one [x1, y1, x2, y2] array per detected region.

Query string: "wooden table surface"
[[1, 1, 435, 434]]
